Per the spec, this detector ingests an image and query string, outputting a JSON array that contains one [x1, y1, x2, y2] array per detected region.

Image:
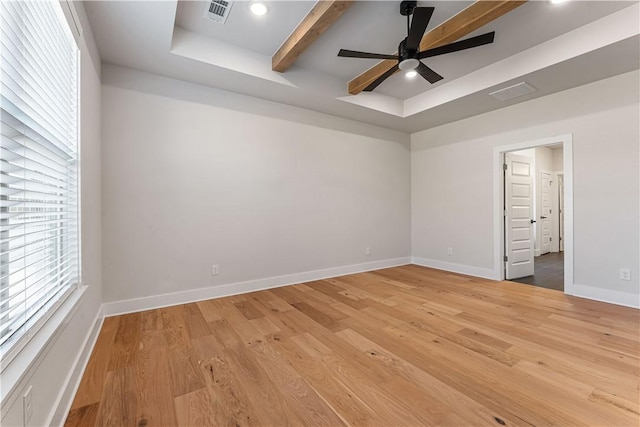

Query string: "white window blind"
[[0, 0, 79, 355]]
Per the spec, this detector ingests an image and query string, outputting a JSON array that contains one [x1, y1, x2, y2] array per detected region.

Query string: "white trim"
[[493, 134, 574, 294], [570, 284, 640, 309], [0, 286, 87, 410], [102, 257, 412, 317], [46, 305, 104, 427], [562, 139, 574, 294], [550, 171, 563, 253], [538, 168, 553, 256], [59, 1, 83, 40], [411, 257, 497, 280], [1, 285, 76, 373]]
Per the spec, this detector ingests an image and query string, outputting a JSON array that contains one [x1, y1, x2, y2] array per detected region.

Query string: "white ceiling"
[[298, 0, 633, 99], [84, 0, 640, 132], [175, 1, 316, 56]]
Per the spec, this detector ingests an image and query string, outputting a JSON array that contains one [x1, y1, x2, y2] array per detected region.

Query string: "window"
[[1, 1, 80, 359]]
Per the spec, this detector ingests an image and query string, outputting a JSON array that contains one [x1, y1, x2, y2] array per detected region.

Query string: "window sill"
[[0, 285, 87, 408]]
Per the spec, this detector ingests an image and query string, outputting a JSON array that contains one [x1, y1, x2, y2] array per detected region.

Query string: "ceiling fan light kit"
[[398, 58, 419, 71], [337, 0, 496, 92]]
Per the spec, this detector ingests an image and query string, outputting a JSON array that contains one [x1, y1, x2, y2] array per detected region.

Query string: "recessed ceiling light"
[[550, 0, 568, 4], [405, 70, 418, 79], [250, 2, 268, 16]]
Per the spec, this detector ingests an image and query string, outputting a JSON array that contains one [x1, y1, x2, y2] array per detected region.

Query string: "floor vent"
[[204, 0, 233, 24], [489, 82, 537, 101]]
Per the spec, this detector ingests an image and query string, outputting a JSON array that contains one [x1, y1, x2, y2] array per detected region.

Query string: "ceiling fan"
[[337, 1, 496, 92]]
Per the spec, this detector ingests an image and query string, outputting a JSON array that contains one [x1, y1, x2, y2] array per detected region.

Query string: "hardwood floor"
[[65, 265, 640, 426], [512, 252, 564, 291]]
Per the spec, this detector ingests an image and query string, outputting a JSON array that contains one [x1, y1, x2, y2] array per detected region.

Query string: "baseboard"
[[1, 286, 89, 422], [47, 306, 104, 426], [411, 257, 498, 280], [103, 257, 412, 317], [569, 284, 640, 309]]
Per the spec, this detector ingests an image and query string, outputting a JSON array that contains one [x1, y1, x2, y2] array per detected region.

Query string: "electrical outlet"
[[23, 385, 33, 425], [619, 268, 631, 281], [447, 247, 453, 256], [365, 247, 371, 256], [211, 264, 220, 276]]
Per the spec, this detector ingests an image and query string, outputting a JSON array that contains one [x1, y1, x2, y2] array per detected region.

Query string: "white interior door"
[[539, 170, 552, 255], [505, 153, 535, 279]]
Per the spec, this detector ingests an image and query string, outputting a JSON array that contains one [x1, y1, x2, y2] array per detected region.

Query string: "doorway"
[[492, 135, 574, 294]]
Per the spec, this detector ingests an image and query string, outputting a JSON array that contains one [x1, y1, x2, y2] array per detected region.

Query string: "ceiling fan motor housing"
[[398, 38, 419, 70], [400, 1, 417, 16]]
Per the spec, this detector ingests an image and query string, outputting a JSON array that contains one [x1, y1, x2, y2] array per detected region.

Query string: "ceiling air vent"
[[204, 0, 233, 24], [489, 82, 537, 102]]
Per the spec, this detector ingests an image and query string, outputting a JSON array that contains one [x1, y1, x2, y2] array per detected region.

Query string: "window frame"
[[0, 0, 83, 375]]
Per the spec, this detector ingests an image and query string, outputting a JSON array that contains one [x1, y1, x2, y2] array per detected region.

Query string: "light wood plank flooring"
[[65, 265, 640, 426]]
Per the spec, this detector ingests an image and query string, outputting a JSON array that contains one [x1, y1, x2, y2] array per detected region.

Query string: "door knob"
[[540, 216, 547, 219], [530, 219, 536, 223]]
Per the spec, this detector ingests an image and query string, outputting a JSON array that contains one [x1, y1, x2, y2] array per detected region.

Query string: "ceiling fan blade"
[[418, 32, 495, 59], [406, 7, 435, 51], [363, 64, 399, 92], [416, 62, 443, 84], [338, 49, 398, 60]]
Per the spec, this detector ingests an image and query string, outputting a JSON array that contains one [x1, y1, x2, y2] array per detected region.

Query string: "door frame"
[[551, 171, 563, 253], [492, 134, 574, 294], [556, 172, 565, 252], [538, 169, 553, 256]]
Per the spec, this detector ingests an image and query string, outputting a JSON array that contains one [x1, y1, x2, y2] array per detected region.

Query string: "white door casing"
[[559, 174, 565, 252], [493, 134, 573, 295], [505, 153, 535, 279], [539, 170, 552, 255]]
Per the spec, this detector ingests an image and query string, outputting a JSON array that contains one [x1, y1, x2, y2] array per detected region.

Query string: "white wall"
[[535, 146, 553, 173], [412, 70, 640, 305], [552, 147, 564, 172], [101, 65, 411, 306], [0, 2, 103, 426]]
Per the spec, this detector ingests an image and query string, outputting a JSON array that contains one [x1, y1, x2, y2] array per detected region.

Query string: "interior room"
[[1, 1, 639, 426]]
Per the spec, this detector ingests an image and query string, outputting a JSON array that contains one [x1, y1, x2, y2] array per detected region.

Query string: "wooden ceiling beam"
[[272, 1, 353, 73], [347, 0, 528, 95]]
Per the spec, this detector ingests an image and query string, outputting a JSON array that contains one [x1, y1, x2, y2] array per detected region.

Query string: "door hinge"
[[504, 255, 508, 262], [503, 163, 508, 171], [550, 237, 552, 241], [503, 210, 507, 217]]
